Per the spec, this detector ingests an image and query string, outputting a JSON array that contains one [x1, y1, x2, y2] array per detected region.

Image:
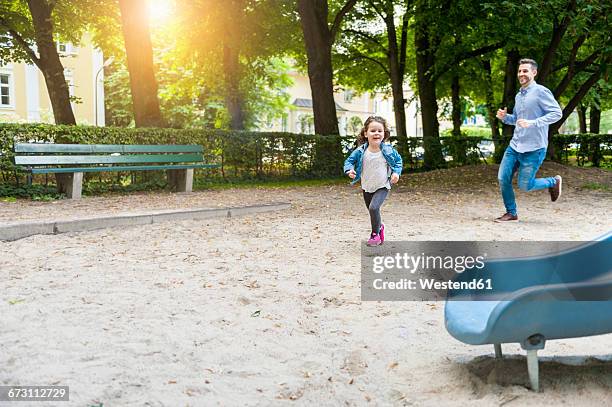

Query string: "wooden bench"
[[14, 143, 219, 199]]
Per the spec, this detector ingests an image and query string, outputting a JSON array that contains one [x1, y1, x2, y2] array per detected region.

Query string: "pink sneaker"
[[367, 233, 382, 246], [379, 224, 385, 243]]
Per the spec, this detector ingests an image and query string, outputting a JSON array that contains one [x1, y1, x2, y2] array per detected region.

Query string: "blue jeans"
[[497, 146, 556, 216]]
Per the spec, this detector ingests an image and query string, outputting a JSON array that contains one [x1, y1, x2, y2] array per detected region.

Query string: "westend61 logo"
[[361, 241, 606, 301]]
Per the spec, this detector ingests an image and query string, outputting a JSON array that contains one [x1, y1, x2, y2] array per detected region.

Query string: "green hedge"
[[0, 124, 609, 194], [0, 124, 358, 188], [549, 133, 612, 168]]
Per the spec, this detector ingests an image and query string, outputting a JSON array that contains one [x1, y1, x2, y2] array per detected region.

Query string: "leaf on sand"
[[8, 298, 25, 305], [251, 310, 261, 317]]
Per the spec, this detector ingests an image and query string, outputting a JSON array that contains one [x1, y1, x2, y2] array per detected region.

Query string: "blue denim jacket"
[[343, 142, 403, 185]]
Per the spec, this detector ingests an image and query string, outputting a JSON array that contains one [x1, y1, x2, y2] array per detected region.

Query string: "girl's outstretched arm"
[[390, 148, 403, 176], [343, 148, 360, 174]]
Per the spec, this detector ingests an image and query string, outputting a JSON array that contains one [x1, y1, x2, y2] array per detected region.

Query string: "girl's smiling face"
[[365, 121, 385, 146]]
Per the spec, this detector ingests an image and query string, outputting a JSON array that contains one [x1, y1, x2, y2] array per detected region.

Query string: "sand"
[[1, 163, 611, 406]]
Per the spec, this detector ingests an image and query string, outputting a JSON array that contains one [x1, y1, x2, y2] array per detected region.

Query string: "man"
[[495, 58, 563, 223]]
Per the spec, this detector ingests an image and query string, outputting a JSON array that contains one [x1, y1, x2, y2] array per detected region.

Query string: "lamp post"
[[94, 56, 114, 126]]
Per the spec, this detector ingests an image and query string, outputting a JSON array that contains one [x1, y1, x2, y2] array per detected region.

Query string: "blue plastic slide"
[[444, 232, 612, 391]]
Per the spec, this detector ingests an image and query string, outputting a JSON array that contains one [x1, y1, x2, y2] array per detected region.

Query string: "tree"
[[170, 0, 297, 130], [0, 0, 76, 125], [297, 0, 357, 135], [482, 0, 610, 157], [542, 1, 610, 139], [347, 115, 363, 135], [413, 0, 505, 168], [336, 0, 411, 157], [118, 0, 164, 127]]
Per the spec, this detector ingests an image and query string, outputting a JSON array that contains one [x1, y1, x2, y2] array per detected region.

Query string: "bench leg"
[[167, 169, 193, 193], [56, 172, 83, 199]]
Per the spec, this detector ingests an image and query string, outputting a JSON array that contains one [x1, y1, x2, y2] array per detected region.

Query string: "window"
[[64, 69, 76, 108], [297, 114, 314, 134], [0, 73, 11, 106], [343, 89, 354, 103], [281, 114, 288, 132], [56, 42, 78, 56], [64, 69, 75, 96]]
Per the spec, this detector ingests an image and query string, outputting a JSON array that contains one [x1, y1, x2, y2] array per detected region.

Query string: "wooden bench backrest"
[[14, 143, 204, 166]]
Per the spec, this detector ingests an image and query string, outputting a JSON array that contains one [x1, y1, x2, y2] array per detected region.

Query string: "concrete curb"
[[0, 202, 291, 242]]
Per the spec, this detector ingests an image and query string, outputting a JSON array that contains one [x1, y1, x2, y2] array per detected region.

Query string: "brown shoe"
[[549, 175, 562, 202], [494, 213, 519, 223]]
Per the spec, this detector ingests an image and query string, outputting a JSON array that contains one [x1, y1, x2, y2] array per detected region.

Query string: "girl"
[[343, 116, 403, 246]]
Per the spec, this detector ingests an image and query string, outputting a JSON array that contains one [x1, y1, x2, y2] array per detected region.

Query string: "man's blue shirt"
[[502, 82, 562, 153]]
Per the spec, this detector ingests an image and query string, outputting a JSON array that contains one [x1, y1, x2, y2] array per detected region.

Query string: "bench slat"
[[15, 153, 204, 166], [14, 143, 203, 154], [29, 164, 219, 174]]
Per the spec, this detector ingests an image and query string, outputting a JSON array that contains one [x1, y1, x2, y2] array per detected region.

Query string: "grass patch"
[[581, 182, 610, 191]]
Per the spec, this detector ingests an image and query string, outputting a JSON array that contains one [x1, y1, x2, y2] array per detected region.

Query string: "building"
[[0, 34, 106, 125], [2, 41, 424, 137], [260, 69, 423, 138]]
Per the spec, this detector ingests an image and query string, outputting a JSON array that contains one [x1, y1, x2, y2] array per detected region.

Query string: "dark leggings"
[[363, 188, 389, 234]]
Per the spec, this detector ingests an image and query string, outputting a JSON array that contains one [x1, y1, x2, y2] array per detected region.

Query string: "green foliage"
[[441, 127, 492, 138], [1, 124, 609, 199], [0, 0, 109, 65], [347, 116, 363, 136], [550, 133, 612, 168], [83, 178, 167, 196], [581, 182, 610, 191], [163, 0, 300, 130], [0, 123, 357, 188], [0, 183, 64, 200], [103, 62, 134, 127], [4, 123, 608, 187]]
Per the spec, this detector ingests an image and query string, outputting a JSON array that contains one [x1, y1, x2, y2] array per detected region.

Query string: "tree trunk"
[[451, 73, 461, 137], [221, 0, 246, 130], [501, 50, 519, 141], [297, 0, 339, 135], [223, 44, 246, 130], [450, 72, 467, 164], [482, 59, 500, 142], [383, 7, 409, 157], [589, 103, 601, 166], [119, 0, 165, 128], [577, 104, 587, 133], [589, 103, 601, 133], [538, 0, 577, 85], [550, 70, 602, 135], [548, 69, 602, 159], [27, 0, 75, 126], [414, 15, 443, 169]]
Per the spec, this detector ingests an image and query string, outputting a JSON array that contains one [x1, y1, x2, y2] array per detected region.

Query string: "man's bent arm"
[[503, 112, 517, 126]]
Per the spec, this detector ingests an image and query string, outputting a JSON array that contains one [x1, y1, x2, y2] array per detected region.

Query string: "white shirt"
[[361, 149, 390, 193]]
